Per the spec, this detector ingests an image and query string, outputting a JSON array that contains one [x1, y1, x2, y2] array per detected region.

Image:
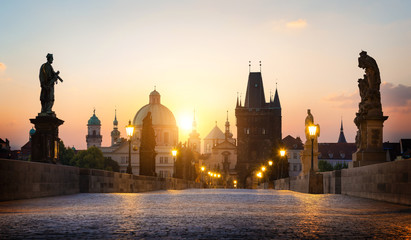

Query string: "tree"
[[318, 160, 334, 172], [104, 157, 120, 172], [139, 112, 157, 176], [71, 146, 105, 170], [58, 141, 75, 166]]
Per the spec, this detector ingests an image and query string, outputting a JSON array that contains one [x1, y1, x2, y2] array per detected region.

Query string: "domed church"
[[98, 89, 178, 177]]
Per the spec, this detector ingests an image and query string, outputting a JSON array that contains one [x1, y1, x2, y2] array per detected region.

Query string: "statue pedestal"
[[30, 114, 64, 163], [352, 115, 388, 167], [300, 139, 319, 175]]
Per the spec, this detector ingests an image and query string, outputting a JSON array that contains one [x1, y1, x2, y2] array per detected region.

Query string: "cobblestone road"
[[0, 189, 410, 239]]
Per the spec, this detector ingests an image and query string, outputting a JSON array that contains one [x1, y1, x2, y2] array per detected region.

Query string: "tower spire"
[[337, 117, 347, 143], [236, 92, 239, 107], [249, 61, 251, 72], [259, 61, 261, 72]]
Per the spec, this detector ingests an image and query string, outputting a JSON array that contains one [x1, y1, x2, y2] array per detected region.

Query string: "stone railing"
[[0, 159, 201, 201]]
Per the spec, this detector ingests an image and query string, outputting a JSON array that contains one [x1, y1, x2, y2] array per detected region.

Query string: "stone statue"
[[39, 53, 63, 114], [355, 51, 382, 122], [304, 109, 320, 141], [352, 51, 388, 166]]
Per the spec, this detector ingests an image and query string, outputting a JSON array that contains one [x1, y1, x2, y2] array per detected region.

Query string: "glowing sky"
[[1, 0, 411, 150]]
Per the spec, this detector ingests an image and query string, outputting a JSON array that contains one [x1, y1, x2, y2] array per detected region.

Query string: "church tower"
[[337, 119, 347, 143], [86, 109, 102, 148], [188, 110, 201, 153], [235, 63, 282, 187], [111, 109, 121, 146]]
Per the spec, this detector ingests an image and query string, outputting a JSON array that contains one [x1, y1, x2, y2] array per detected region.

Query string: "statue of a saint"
[[356, 51, 382, 117], [39, 53, 63, 114], [305, 109, 320, 141]]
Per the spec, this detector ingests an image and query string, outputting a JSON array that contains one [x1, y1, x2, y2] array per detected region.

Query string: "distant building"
[[318, 120, 356, 167], [20, 128, 36, 161], [282, 135, 304, 177], [235, 68, 282, 187], [201, 113, 237, 186], [86, 109, 102, 148], [100, 89, 178, 177], [0, 138, 19, 159]]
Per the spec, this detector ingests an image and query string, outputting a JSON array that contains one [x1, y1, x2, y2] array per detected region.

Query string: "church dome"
[[29, 127, 36, 136], [88, 110, 101, 125], [133, 90, 176, 127]]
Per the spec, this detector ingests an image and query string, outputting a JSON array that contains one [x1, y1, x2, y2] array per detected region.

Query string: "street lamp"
[[268, 160, 273, 166], [201, 166, 205, 184], [256, 171, 263, 186], [172, 148, 177, 177], [308, 125, 317, 172], [279, 149, 286, 179], [125, 120, 135, 174]]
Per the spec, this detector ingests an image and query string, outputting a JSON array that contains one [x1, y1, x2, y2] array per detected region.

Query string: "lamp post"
[[125, 120, 135, 174], [172, 149, 177, 178], [279, 149, 286, 179], [201, 166, 205, 185], [308, 125, 318, 172], [256, 171, 263, 186]]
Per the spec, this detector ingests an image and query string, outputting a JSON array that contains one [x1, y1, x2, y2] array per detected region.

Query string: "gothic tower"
[[235, 66, 282, 187], [86, 109, 102, 148], [111, 109, 121, 146]]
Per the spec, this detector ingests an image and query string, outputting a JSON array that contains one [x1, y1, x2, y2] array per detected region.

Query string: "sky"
[[1, 0, 411, 150]]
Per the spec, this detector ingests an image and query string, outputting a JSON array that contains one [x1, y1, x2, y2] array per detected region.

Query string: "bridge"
[[0, 159, 410, 239]]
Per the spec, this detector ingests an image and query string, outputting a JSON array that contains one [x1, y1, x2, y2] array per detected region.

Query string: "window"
[[328, 153, 333, 158], [293, 165, 297, 171], [93, 130, 96, 136], [262, 128, 266, 135], [164, 157, 168, 164]]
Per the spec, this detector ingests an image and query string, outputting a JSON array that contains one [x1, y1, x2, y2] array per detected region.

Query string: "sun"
[[178, 115, 192, 131]]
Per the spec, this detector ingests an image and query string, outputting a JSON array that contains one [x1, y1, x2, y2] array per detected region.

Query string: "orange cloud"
[[323, 91, 358, 108], [286, 19, 307, 28]]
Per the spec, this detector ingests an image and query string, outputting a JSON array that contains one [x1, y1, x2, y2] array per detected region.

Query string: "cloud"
[[0, 62, 12, 82], [323, 82, 411, 112], [323, 91, 358, 108], [381, 82, 411, 107], [286, 19, 307, 29], [0, 62, 6, 71]]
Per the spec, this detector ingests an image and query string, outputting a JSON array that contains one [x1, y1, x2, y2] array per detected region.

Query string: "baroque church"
[[86, 89, 178, 177]]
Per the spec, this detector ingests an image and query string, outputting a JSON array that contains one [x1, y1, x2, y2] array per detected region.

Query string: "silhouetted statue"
[[352, 51, 388, 166], [355, 51, 382, 123], [39, 53, 63, 114]]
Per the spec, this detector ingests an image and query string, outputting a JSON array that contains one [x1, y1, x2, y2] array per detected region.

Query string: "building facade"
[[100, 89, 178, 177]]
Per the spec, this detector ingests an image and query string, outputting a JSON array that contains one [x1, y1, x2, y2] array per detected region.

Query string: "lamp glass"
[[172, 149, 177, 157], [280, 149, 286, 157], [309, 125, 317, 137], [125, 120, 134, 138]]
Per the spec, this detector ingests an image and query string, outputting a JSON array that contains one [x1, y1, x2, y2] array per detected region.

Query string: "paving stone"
[[0, 189, 410, 239]]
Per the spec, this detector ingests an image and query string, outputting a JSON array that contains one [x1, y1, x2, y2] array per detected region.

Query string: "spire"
[[272, 84, 281, 109], [249, 61, 251, 73], [259, 61, 262, 72], [337, 118, 347, 143], [236, 92, 239, 108], [239, 93, 242, 107], [244, 72, 266, 108], [113, 109, 118, 127], [225, 110, 232, 140]]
